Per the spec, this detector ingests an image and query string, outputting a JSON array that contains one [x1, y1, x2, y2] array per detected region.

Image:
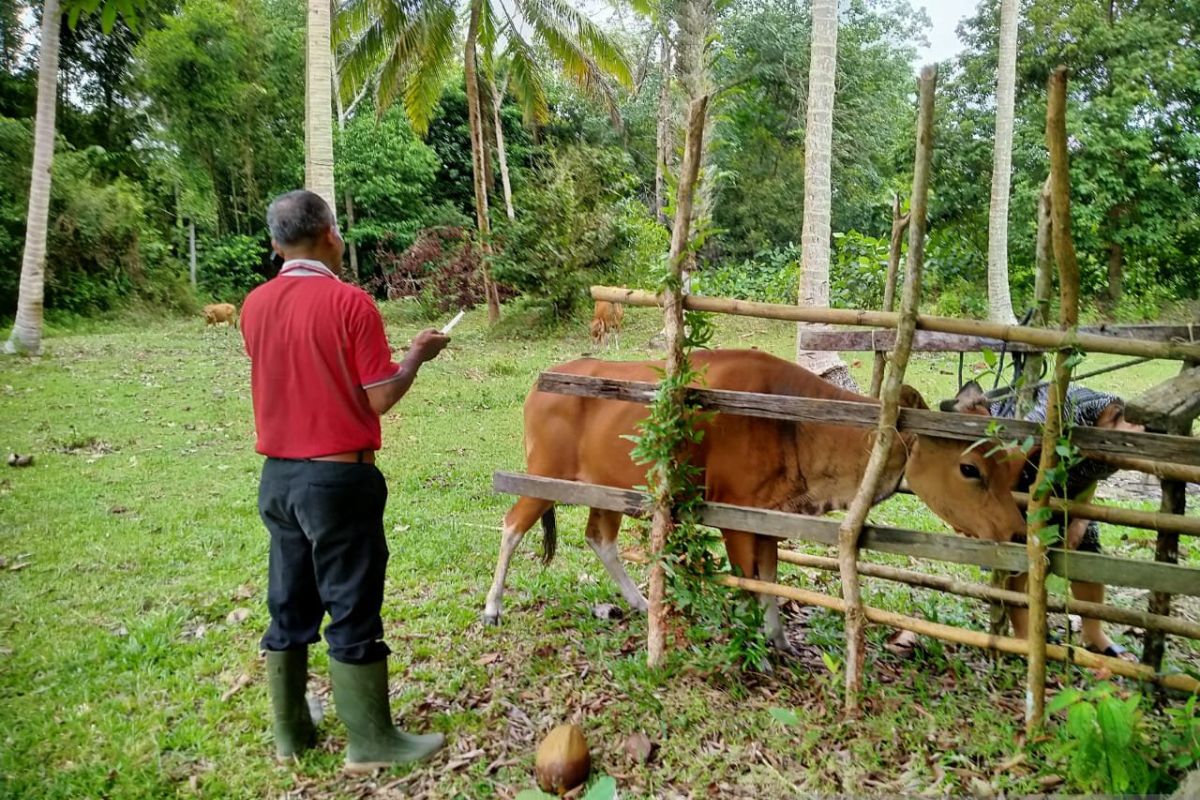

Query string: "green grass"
[[0, 304, 1195, 798]]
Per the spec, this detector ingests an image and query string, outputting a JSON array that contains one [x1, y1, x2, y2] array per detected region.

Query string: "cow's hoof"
[[771, 639, 801, 659], [481, 611, 501, 626]]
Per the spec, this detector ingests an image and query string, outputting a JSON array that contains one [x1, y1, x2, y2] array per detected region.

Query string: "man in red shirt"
[[241, 190, 450, 772]]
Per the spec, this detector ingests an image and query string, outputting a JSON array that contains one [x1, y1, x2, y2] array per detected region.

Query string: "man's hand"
[[408, 329, 450, 364]]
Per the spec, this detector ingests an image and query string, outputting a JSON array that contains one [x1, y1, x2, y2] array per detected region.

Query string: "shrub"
[[197, 234, 266, 303]]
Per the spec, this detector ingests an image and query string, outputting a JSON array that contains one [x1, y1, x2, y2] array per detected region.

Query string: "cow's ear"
[[898, 385, 928, 409], [940, 380, 990, 414]]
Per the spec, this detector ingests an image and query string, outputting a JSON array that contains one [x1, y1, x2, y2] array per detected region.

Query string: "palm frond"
[[521, 1, 623, 118], [504, 31, 550, 125], [518, 0, 633, 89], [478, 0, 500, 79], [404, 0, 458, 135]]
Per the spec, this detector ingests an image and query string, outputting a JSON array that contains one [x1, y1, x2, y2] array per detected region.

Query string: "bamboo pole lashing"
[[774, 549, 1200, 640], [588, 287, 1200, 363], [835, 64, 937, 712], [646, 94, 709, 670]]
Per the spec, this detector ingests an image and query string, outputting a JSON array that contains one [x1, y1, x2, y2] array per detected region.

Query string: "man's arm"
[[364, 329, 449, 416]]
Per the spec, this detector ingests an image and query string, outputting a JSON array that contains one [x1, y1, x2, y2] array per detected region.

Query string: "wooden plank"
[[590, 286, 1200, 362], [494, 473, 1200, 596], [798, 325, 1200, 354], [1126, 366, 1200, 429], [536, 373, 1200, 469]]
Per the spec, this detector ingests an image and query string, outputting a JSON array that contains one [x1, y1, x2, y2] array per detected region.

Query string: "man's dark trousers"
[[258, 458, 391, 664]]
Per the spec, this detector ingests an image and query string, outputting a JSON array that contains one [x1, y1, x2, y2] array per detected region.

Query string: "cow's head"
[[906, 381, 1028, 542]]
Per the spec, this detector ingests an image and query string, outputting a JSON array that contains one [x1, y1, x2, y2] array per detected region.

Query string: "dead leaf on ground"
[[226, 607, 251, 625], [109, 506, 129, 515], [477, 652, 501, 666], [231, 584, 254, 601], [624, 731, 658, 765], [884, 629, 919, 657], [221, 672, 252, 701], [995, 752, 1026, 774]]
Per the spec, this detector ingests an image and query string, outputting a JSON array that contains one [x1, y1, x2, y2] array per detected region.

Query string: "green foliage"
[[492, 145, 662, 318], [830, 230, 889, 310], [197, 234, 265, 303], [1046, 684, 1198, 795], [693, 245, 800, 305]]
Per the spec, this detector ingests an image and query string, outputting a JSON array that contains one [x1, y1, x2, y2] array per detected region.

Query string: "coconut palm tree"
[[5, 0, 62, 356], [307, 0, 337, 212], [335, 0, 632, 323], [986, 0, 1018, 324], [795, 0, 855, 389]]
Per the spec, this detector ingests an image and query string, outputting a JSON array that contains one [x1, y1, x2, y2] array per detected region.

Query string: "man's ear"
[[939, 380, 990, 415]]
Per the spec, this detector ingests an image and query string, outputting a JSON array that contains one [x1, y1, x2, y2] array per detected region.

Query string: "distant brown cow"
[[589, 301, 624, 350], [484, 349, 1027, 652], [203, 303, 238, 329]]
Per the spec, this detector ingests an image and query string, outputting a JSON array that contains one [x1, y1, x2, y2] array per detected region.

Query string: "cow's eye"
[[959, 463, 982, 480]]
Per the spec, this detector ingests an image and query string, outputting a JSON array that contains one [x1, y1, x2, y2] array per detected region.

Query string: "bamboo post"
[[647, 95, 709, 669], [1025, 65, 1082, 736], [869, 194, 911, 397], [1141, 411, 1191, 670], [835, 65, 936, 712], [992, 177, 1056, 636]]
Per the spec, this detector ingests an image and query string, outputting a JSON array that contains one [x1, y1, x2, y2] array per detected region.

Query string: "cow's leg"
[[755, 535, 796, 655], [722, 530, 794, 660], [584, 508, 646, 612], [1007, 572, 1029, 640], [483, 496, 553, 625]]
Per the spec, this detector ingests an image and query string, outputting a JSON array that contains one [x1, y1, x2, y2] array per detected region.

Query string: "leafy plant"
[[516, 775, 617, 800], [1046, 683, 1197, 795]]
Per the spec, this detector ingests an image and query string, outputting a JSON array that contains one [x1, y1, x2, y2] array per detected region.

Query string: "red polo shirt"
[[241, 259, 402, 459]]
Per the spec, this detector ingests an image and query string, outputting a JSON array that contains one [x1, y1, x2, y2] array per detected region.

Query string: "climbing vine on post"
[[637, 95, 709, 669]]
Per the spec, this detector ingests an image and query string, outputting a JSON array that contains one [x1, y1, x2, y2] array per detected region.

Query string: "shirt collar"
[[279, 258, 339, 279]]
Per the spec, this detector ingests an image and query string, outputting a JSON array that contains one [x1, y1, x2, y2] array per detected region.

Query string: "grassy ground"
[[0, 304, 1196, 799]]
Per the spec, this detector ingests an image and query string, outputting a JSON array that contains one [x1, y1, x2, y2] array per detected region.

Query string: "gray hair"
[[267, 190, 335, 246]]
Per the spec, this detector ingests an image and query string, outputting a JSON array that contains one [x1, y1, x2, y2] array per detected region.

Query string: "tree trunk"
[[464, 0, 500, 324], [305, 0, 336, 212], [491, 78, 515, 221], [654, 33, 673, 225], [5, 0, 61, 356], [189, 219, 197, 288], [868, 193, 909, 397], [332, 61, 360, 282], [795, 0, 851, 386], [986, 0, 1019, 324]]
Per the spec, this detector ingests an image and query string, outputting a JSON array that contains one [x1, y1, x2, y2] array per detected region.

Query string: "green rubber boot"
[[329, 658, 445, 773], [266, 649, 320, 760]]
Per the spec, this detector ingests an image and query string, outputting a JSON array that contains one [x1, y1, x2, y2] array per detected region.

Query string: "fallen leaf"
[[9, 561, 30, 572], [226, 607, 251, 625], [231, 584, 254, 601], [221, 673, 252, 701], [969, 777, 995, 798], [477, 652, 501, 665], [884, 629, 919, 657], [995, 752, 1026, 774], [1037, 775, 1064, 789], [109, 506, 129, 515], [623, 731, 657, 765]]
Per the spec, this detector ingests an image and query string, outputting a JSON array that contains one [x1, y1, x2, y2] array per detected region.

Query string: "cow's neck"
[[784, 425, 912, 515]]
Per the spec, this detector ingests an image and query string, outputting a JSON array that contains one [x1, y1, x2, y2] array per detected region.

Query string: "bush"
[[491, 144, 651, 318], [197, 234, 266, 303], [369, 226, 503, 319], [693, 245, 799, 304]]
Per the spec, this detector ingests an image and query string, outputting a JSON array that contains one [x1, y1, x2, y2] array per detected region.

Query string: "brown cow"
[[484, 349, 1026, 652], [203, 303, 238, 329], [589, 301, 624, 350]]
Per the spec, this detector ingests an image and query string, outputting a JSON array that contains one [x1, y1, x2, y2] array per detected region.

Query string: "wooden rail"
[[493, 473, 1200, 596], [536, 373, 1200, 472], [590, 286, 1200, 362]]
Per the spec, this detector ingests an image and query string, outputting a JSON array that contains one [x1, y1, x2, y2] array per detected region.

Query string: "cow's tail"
[[540, 508, 557, 566]]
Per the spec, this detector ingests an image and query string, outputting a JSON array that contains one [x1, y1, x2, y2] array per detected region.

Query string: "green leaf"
[[581, 776, 617, 800], [515, 791, 555, 800], [1047, 688, 1082, 714], [981, 348, 998, 368], [100, 0, 118, 33], [769, 707, 801, 726]]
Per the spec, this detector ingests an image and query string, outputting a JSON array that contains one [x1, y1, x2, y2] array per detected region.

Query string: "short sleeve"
[[348, 291, 402, 387]]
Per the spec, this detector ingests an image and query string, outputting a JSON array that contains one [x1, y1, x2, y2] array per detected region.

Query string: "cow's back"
[[524, 349, 877, 512]]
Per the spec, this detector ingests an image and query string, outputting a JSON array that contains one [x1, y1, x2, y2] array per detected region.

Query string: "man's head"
[[267, 190, 344, 271]]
